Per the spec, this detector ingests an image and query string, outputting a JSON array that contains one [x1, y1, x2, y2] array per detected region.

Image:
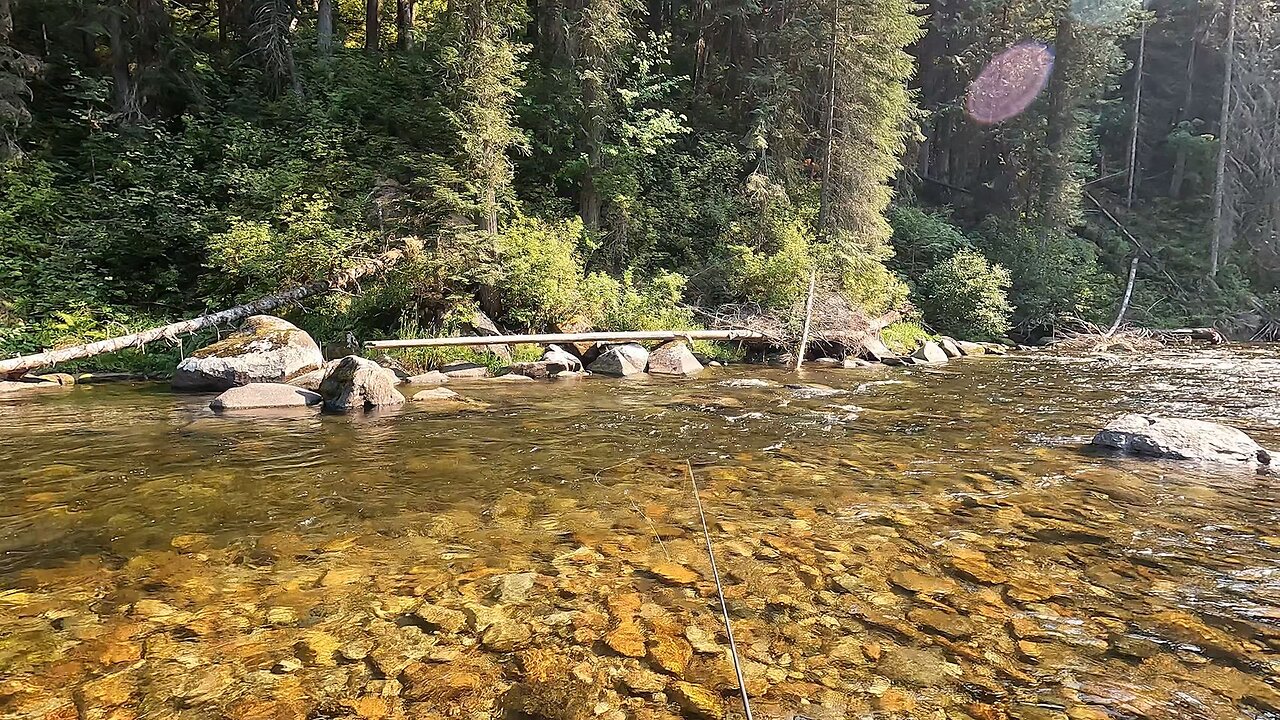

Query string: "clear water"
[[0, 348, 1276, 719]]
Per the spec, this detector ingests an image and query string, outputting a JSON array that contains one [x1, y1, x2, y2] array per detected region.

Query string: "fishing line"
[[686, 460, 754, 720]]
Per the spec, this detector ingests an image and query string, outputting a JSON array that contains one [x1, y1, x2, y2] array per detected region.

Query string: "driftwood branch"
[[1106, 256, 1139, 337], [794, 270, 818, 371], [366, 329, 766, 350], [0, 247, 407, 378]]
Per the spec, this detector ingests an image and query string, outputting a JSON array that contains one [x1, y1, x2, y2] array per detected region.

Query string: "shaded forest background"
[[1, 0, 1277, 368]]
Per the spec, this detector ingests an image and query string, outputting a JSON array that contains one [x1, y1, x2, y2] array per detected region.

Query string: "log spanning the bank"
[[365, 329, 766, 350], [0, 247, 406, 378]]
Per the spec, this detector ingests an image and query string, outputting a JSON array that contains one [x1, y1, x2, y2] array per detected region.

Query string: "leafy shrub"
[[493, 215, 592, 329], [916, 249, 1014, 340], [887, 206, 973, 278], [205, 196, 375, 301], [718, 217, 814, 309], [880, 320, 933, 354], [586, 269, 696, 331], [839, 252, 911, 318], [974, 219, 1115, 330]]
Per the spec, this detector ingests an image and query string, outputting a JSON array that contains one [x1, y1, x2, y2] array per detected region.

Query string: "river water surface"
[[0, 348, 1277, 720]]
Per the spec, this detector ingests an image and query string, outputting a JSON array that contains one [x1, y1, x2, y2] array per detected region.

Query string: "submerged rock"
[[441, 361, 490, 380], [786, 383, 846, 399], [319, 355, 406, 411], [0, 378, 62, 395], [173, 315, 323, 391], [588, 343, 650, 377], [1090, 413, 1270, 465], [405, 370, 448, 385], [669, 682, 724, 719], [717, 378, 777, 388], [647, 340, 703, 376], [209, 383, 321, 411]]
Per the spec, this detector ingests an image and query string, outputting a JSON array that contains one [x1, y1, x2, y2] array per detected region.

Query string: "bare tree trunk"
[[1209, 0, 1236, 277], [1106, 256, 1139, 336], [816, 0, 838, 238], [107, 7, 138, 120], [1, 249, 406, 378], [1169, 22, 1198, 197], [1125, 20, 1146, 208], [794, 270, 817, 371], [317, 0, 333, 51], [365, 0, 380, 50], [396, 0, 412, 49], [580, 73, 604, 231], [1, 0, 13, 42]]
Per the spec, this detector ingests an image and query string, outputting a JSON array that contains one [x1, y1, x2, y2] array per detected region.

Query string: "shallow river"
[[1, 348, 1277, 720]]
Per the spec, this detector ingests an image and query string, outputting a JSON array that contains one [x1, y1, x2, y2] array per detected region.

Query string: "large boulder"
[[937, 337, 964, 359], [210, 383, 321, 411], [647, 341, 703, 376], [859, 335, 899, 364], [956, 340, 987, 356], [543, 344, 583, 373], [460, 310, 512, 363], [174, 316, 323, 391], [1091, 414, 1271, 465], [319, 355, 406, 411], [588, 343, 650, 377], [440, 361, 489, 380], [912, 341, 949, 364]]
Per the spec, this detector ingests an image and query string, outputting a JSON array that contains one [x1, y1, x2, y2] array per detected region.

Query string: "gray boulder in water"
[[319, 355, 406, 411], [912, 341, 949, 364], [588, 343, 650, 377], [1091, 414, 1271, 465], [173, 315, 324, 391], [647, 340, 703, 376], [210, 383, 321, 411]]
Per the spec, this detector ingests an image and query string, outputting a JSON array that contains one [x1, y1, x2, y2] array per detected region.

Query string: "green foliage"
[[492, 215, 591, 329], [3, 0, 1259, 372], [718, 215, 815, 310], [974, 219, 1116, 331], [880, 320, 933, 355], [205, 197, 376, 299], [887, 206, 973, 278], [916, 249, 1014, 340], [587, 270, 696, 332]]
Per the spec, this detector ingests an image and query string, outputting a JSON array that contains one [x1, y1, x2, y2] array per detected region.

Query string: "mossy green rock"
[[173, 316, 324, 391]]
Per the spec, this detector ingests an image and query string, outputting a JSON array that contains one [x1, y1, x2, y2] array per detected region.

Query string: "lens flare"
[[965, 43, 1056, 125]]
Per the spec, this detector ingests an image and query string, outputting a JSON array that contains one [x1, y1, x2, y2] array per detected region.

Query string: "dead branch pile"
[[688, 282, 895, 356], [1049, 321, 1165, 353]]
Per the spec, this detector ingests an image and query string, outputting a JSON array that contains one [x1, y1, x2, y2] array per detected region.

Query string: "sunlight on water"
[[966, 43, 1055, 125], [0, 349, 1277, 719]]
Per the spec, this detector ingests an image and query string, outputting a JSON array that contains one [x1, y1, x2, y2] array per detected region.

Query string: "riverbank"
[[1, 350, 1277, 720]]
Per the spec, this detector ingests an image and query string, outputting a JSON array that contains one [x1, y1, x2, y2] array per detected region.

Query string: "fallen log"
[[366, 329, 766, 350], [1154, 327, 1227, 344], [0, 247, 406, 378]]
